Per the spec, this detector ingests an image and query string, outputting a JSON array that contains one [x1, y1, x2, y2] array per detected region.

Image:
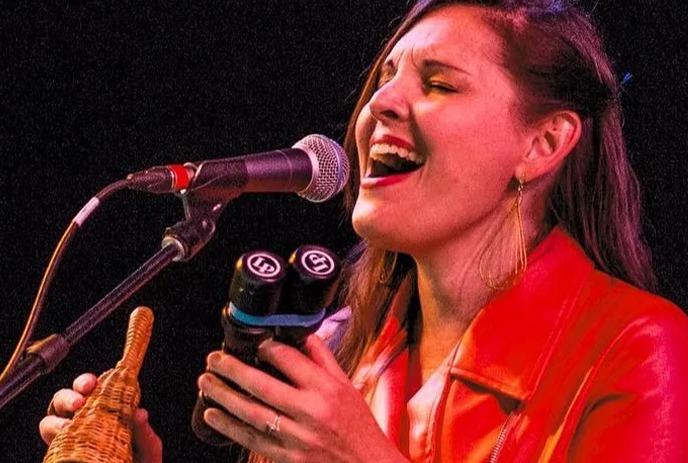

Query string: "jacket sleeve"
[[568, 304, 688, 462]]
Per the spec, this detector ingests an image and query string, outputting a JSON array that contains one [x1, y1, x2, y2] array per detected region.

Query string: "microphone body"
[[127, 134, 349, 203], [188, 148, 311, 198]]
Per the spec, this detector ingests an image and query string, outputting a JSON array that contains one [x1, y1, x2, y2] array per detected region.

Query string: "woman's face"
[[352, 5, 532, 256]]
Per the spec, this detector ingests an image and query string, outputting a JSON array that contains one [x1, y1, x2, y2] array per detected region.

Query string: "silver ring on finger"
[[265, 413, 281, 436]]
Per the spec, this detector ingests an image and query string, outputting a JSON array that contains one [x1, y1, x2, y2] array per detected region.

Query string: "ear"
[[515, 111, 582, 183]]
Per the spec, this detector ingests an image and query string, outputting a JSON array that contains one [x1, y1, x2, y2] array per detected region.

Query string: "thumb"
[[133, 408, 163, 463]]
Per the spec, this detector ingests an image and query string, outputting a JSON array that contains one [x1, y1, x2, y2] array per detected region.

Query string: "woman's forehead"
[[386, 5, 501, 72]]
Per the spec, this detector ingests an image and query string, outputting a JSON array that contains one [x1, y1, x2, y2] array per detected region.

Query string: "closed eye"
[[425, 81, 457, 93]]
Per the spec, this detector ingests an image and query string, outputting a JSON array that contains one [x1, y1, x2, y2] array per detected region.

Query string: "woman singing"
[[40, 1, 688, 461]]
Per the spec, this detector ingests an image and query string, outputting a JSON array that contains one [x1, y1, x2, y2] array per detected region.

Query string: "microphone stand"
[[0, 189, 233, 410]]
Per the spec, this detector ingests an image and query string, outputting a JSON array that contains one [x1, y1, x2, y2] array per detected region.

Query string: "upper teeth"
[[370, 143, 424, 164]]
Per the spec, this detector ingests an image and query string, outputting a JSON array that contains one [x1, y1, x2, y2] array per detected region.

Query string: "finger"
[[257, 339, 330, 389], [133, 408, 163, 463], [206, 351, 301, 416], [199, 372, 298, 438], [50, 388, 86, 417], [39, 415, 71, 444], [204, 407, 290, 462], [302, 334, 349, 383], [72, 373, 98, 395]]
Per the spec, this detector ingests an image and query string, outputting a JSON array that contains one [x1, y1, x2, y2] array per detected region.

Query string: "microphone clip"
[[162, 187, 236, 262]]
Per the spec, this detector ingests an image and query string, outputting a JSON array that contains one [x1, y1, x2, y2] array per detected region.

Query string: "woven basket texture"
[[44, 307, 154, 463]]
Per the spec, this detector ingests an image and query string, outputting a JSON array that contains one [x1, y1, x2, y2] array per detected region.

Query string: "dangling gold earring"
[[479, 176, 528, 290], [378, 252, 398, 285]]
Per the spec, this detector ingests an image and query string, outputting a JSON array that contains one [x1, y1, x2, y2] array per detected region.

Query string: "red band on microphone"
[[169, 164, 191, 190]]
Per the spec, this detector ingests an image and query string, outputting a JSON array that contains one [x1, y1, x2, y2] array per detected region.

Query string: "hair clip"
[[620, 71, 633, 88]]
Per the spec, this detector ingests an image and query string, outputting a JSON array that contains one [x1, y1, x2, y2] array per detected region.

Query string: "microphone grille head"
[[292, 134, 350, 203]]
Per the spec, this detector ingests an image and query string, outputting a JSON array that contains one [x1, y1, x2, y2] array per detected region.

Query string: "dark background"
[[1, 1, 686, 461]]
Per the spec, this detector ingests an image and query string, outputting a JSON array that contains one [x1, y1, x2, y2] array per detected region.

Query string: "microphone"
[[126, 134, 349, 203]]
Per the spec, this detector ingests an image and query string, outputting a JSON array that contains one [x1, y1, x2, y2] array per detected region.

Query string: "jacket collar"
[[450, 227, 594, 401]]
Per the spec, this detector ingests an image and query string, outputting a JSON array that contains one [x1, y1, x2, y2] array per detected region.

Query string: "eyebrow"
[[422, 59, 471, 75], [381, 57, 471, 76]]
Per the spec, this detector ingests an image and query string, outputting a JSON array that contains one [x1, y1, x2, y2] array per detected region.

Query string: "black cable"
[[0, 180, 129, 383]]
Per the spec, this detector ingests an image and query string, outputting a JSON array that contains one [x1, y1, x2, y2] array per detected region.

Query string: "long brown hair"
[[249, 1, 655, 461]]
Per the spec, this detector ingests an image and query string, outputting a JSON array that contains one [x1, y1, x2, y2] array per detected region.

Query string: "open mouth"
[[367, 143, 425, 178]]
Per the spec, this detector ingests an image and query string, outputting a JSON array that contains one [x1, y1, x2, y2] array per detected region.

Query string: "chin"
[[351, 206, 377, 241], [352, 207, 410, 252]]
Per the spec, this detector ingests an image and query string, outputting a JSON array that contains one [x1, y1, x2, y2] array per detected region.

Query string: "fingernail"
[[204, 408, 217, 426], [70, 397, 83, 409], [198, 373, 210, 390], [74, 376, 86, 390], [206, 351, 221, 367], [258, 339, 272, 352]]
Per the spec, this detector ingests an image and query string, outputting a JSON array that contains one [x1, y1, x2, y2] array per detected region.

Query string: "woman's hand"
[[198, 335, 408, 463], [38, 373, 163, 463]]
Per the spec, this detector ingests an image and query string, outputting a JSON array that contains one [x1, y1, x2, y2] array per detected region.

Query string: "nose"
[[368, 77, 409, 123]]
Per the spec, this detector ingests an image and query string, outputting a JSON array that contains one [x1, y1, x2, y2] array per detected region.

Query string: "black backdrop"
[[1, 1, 686, 461]]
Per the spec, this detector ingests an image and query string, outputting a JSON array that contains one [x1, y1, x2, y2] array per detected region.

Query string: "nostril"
[[381, 109, 399, 120], [369, 89, 406, 123]]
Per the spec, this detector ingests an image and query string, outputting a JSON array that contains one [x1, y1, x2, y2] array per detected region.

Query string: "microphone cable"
[[0, 180, 129, 384]]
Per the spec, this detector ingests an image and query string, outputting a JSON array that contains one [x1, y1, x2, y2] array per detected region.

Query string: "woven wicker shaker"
[[44, 306, 155, 463]]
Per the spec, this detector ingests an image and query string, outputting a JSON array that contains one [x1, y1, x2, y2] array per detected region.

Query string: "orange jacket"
[[352, 228, 688, 462]]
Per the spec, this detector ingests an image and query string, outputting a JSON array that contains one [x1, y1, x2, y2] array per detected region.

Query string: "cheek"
[[429, 104, 523, 180]]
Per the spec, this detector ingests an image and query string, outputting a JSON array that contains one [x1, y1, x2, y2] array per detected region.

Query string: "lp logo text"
[[301, 250, 335, 276], [248, 254, 282, 278]]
